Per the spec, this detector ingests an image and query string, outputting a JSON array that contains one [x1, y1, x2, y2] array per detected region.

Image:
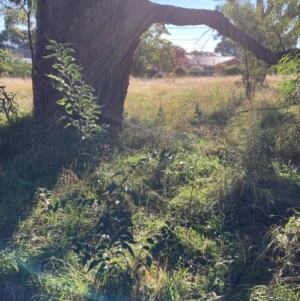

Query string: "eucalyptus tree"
[[34, 0, 297, 124], [1, 0, 36, 60], [1, 0, 36, 89], [220, 0, 300, 99], [131, 24, 176, 77]]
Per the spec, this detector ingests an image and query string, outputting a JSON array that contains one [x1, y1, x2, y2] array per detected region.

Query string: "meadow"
[[1, 75, 300, 300]]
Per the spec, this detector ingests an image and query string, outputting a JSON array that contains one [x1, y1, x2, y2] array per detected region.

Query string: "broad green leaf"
[[45, 45, 56, 51], [57, 97, 68, 106], [67, 64, 77, 71], [43, 53, 59, 59], [63, 56, 74, 65], [65, 103, 73, 115]]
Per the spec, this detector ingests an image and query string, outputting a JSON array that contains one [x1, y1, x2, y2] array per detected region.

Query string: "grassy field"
[[1, 75, 300, 301]]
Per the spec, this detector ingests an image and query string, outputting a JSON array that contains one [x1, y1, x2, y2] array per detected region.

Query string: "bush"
[[131, 56, 147, 77], [174, 66, 187, 77], [0, 50, 31, 78], [9, 59, 31, 78], [189, 65, 204, 76], [146, 68, 158, 78], [45, 39, 107, 142], [222, 64, 242, 76]]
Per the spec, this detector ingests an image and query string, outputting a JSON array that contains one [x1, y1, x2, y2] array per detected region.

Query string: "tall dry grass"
[[2, 75, 283, 123], [0, 77, 33, 111], [125, 75, 283, 138]]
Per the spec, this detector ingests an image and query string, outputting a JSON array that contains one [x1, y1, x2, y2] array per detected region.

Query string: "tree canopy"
[[131, 24, 176, 77]]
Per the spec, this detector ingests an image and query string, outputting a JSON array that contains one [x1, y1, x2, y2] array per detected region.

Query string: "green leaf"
[[62, 48, 71, 57], [45, 45, 56, 51], [47, 39, 58, 46], [46, 74, 60, 81], [43, 53, 59, 59], [80, 99, 90, 105], [67, 64, 78, 71], [73, 73, 82, 80], [63, 56, 74, 65], [65, 103, 73, 115]]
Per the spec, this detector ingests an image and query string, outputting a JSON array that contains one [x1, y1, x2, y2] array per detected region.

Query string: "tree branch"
[[236, 103, 297, 114], [147, 2, 299, 65]]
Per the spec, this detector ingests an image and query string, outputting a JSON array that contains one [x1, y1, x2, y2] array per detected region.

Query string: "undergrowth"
[[1, 74, 300, 300]]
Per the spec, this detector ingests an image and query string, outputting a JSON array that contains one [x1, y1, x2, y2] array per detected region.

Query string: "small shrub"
[[215, 63, 227, 75], [0, 50, 31, 78], [174, 66, 187, 77], [146, 67, 158, 78], [131, 56, 147, 77], [0, 85, 18, 122], [189, 65, 204, 77], [45, 39, 108, 143], [222, 64, 242, 76], [9, 59, 31, 78], [277, 53, 300, 152]]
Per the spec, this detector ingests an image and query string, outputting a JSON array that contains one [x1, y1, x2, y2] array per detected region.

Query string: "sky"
[[0, 1, 221, 53], [150, 0, 222, 53]]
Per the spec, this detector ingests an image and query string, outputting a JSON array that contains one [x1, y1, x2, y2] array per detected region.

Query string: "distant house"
[[180, 55, 242, 76], [176, 54, 195, 67]]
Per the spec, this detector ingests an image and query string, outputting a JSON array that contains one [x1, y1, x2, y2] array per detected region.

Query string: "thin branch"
[[194, 28, 215, 51], [0, 0, 16, 9], [236, 103, 297, 114]]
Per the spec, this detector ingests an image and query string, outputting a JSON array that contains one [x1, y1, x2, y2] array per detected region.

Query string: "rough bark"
[[34, 0, 298, 125], [34, 0, 152, 124]]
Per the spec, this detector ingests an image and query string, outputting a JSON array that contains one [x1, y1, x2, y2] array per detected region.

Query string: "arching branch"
[[147, 2, 298, 65]]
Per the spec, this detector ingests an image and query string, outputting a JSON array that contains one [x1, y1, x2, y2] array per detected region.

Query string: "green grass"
[[1, 76, 300, 300]]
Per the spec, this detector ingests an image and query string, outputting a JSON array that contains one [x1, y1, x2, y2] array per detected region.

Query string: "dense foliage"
[[0, 49, 31, 77], [218, 0, 300, 100], [0, 0, 36, 49], [131, 24, 176, 77]]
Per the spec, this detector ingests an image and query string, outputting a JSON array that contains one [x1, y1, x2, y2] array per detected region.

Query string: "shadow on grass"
[[220, 174, 300, 300], [1, 104, 300, 300], [190, 96, 244, 137], [0, 114, 94, 244], [219, 110, 300, 299]]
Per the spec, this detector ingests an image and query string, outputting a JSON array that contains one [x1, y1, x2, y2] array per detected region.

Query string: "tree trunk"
[[34, 0, 296, 125], [34, 0, 152, 124]]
